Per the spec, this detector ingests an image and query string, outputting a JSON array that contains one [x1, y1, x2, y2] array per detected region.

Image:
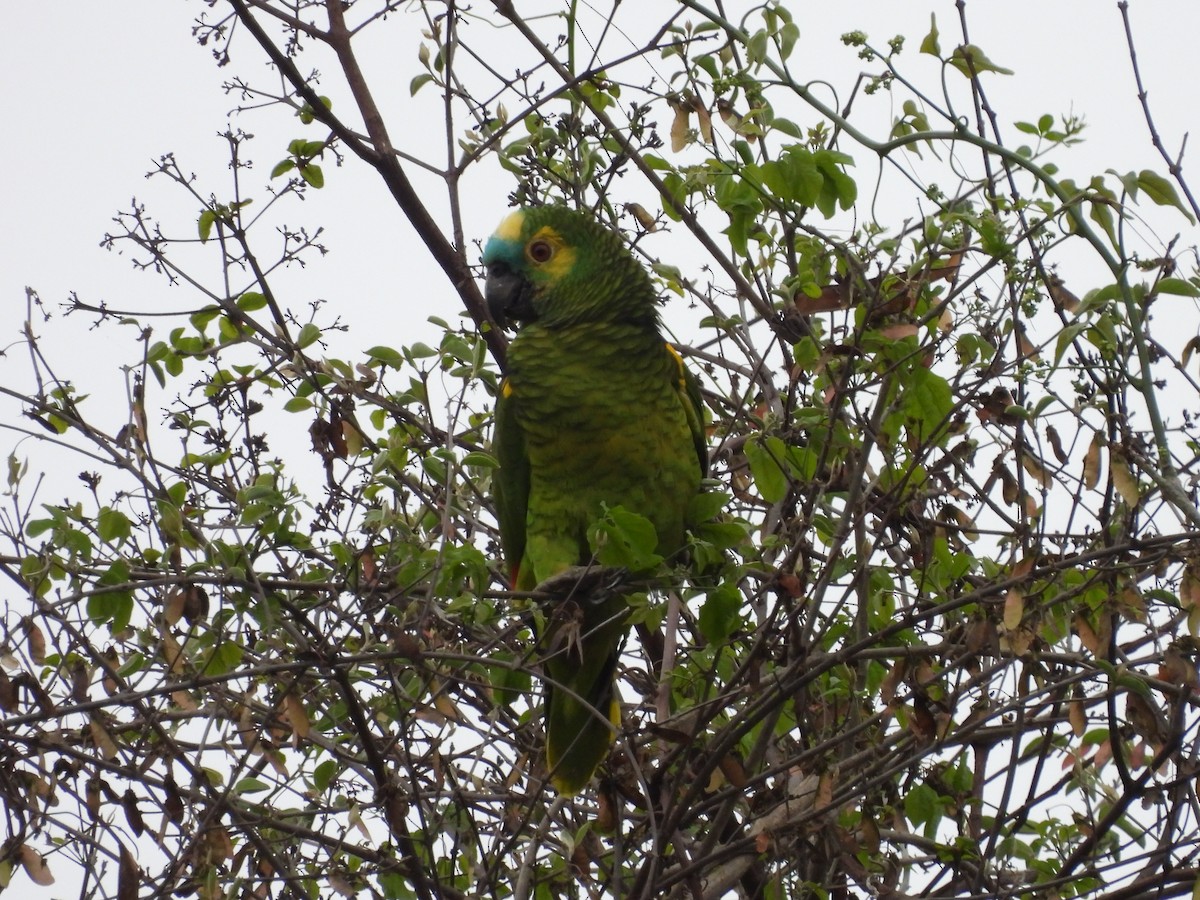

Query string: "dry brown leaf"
[[937, 307, 954, 332], [595, 784, 619, 834], [203, 826, 233, 866], [1015, 323, 1041, 361], [1003, 588, 1025, 631], [1182, 335, 1200, 369], [669, 101, 690, 152], [122, 789, 145, 837], [1109, 449, 1140, 506], [694, 103, 713, 143], [18, 845, 54, 886], [1022, 492, 1040, 518], [1125, 692, 1166, 752], [794, 282, 853, 314], [719, 753, 748, 789], [0, 669, 16, 713], [281, 692, 311, 741], [163, 589, 186, 627], [86, 778, 102, 822], [171, 690, 198, 711], [1074, 614, 1104, 656], [160, 632, 186, 675], [1047, 274, 1081, 312], [340, 418, 365, 456], [26, 621, 45, 665], [880, 659, 907, 709], [878, 323, 920, 341], [1046, 425, 1068, 464], [1068, 696, 1086, 737], [70, 659, 90, 703], [163, 777, 185, 825], [90, 715, 119, 760], [625, 202, 657, 232], [1082, 432, 1103, 490], [329, 873, 357, 898], [102, 647, 121, 696], [1159, 643, 1199, 688], [815, 770, 835, 812], [432, 694, 461, 721], [1020, 452, 1053, 489], [1181, 562, 1200, 612]]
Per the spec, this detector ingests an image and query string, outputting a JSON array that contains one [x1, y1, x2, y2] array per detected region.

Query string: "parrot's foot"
[[534, 565, 628, 606]]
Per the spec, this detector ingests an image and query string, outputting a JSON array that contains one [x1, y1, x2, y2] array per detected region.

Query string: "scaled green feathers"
[[483, 206, 706, 794]]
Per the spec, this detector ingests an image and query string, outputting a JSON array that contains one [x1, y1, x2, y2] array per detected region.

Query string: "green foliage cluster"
[[1, 3, 1199, 899]]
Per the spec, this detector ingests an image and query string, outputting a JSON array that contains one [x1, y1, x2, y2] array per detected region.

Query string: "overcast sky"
[[1, 4, 1198, 895], [0, 0, 1194, 536], [5, 2, 1198, 372]]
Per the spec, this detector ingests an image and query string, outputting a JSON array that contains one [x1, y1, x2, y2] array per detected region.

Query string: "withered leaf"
[[1045, 425, 1068, 464], [1082, 432, 1103, 490], [1109, 449, 1140, 507], [18, 844, 54, 886], [122, 789, 145, 837]]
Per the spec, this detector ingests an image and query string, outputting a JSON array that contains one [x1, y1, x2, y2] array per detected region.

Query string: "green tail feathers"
[[541, 592, 626, 794], [544, 654, 621, 795]]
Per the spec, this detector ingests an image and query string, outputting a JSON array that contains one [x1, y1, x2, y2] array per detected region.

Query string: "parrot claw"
[[534, 565, 629, 606], [547, 599, 586, 662]]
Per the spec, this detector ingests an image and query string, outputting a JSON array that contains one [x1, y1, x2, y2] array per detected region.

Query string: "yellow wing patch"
[[528, 226, 577, 282], [665, 342, 688, 391]]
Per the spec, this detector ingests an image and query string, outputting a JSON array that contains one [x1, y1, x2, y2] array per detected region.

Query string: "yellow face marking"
[[501, 378, 513, 399], [494, 210, 525, 243], [527, 225, 577, 282]]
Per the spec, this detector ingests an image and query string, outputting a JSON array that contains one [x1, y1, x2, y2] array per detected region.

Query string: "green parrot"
[[482, 206, 707, 794]]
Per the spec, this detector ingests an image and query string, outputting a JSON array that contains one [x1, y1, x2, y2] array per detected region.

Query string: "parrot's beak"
[[485, 261, 536, 329]]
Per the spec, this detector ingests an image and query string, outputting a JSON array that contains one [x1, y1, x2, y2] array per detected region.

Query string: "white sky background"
[[4, 1, 1199, 389], [1, 2, 1200, 897]]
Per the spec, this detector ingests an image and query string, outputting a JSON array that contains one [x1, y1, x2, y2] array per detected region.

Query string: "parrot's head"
[[481, 206, 657, 330]]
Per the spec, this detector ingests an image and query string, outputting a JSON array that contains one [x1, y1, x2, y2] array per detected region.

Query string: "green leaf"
[[283, 397, 313, 413], [687, 490, 731, 523], [366, 345, 406, 368], [234, 778, 271, 794], [237, 292, 268, 312], [904, 782, 939, 826], [698, 581, 741, 643], [1136, 169, 1196, 223], [919, 14, 940, 56], [197, 209, 216, 243], [461, 451, 499, 469], [745, 435, 789, 504], [88, 591, 134, 632], [204, 641, 244, 677], [296, 323, 321, 349], [410, 73, 434, 96], [588, 506, 663, 571], [97, 508, 131, 544], [299, 164, 325, 189], [270, 159, 295, 179], [901, 368, 953, 443], [1156, 277, 1200, 298], [947, 44, 1013, 78], [312, 760, 339, 793]]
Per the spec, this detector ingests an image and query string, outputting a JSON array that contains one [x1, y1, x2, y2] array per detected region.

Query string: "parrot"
[[482, 205, 707, 794]]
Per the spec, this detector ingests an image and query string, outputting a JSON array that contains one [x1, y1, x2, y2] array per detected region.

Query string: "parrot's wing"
[[668, 343, 709, 479], [493, 378, 530, 587]]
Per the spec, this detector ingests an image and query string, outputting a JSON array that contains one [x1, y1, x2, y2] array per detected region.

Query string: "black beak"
[[485, 261, 536, 329]]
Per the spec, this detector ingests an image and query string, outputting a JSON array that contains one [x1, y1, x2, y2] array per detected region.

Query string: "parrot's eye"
[[528, 240, 554, 263]]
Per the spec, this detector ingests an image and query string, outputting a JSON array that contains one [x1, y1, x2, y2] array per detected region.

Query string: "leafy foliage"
[[2, 2, 1199, 899]]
